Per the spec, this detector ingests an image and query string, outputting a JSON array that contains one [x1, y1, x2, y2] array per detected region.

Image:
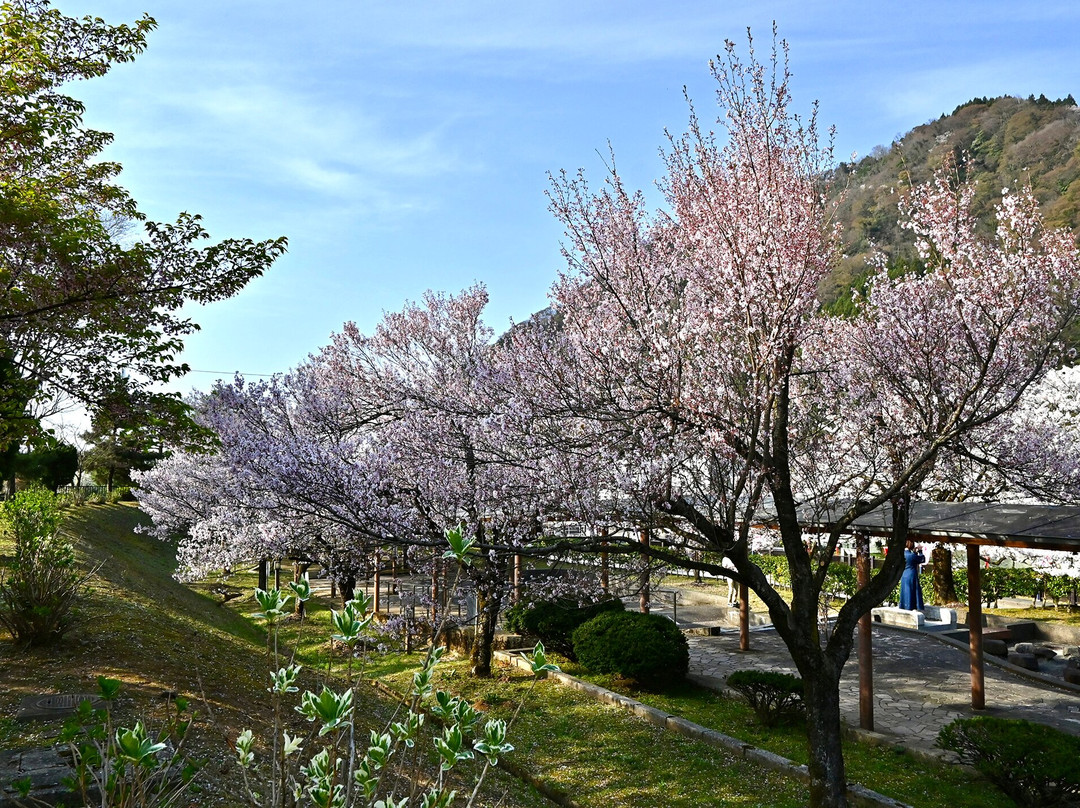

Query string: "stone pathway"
[[686, 625, 1080, 754]]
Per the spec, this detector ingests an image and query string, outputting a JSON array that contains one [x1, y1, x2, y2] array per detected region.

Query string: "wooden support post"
[[373, 552, 382, 612], [639, 530, 650, 614], [600, 542, 609, 593], [967, 544, 985, 710], [856, 533, 874, 731], [258, 558, 268, 591], [739, 583, 750, 651], [513, 554, 522, 604], [274, 559, 281, 589]]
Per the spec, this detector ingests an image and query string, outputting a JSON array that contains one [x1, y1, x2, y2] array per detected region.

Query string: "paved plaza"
[[333, 573, 1080, 756], [683, 624, 1080, 755]]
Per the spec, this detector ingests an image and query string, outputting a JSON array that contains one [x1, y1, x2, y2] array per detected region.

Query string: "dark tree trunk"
[[931, 544, 958, 604], [293, 562, 311, 617], [338, 574, 356, 606], [803, 659, 849, 808], [471, 588, 501, 677]]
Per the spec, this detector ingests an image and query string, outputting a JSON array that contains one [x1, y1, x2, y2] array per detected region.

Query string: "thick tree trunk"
[[931, 544, 958, 604], [803, 661, 849, 808], [470, 588, 501, 677]]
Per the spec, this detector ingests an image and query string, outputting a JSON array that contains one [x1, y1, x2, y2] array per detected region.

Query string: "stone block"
[[923, 605, 956, 625], [1008, 651, 1039, 670], [983, 638, 1008, 657], [1013, 642, 1035, 654], [871, 607, 924, 630]]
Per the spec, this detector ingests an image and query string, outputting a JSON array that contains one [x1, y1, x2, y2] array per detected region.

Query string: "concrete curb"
[[498, 650, 911, 808]]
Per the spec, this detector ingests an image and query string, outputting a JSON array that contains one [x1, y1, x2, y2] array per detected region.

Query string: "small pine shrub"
[[504, 596, 624, 660], [726, 670, 804, 727], [937, 716, 1080, 807], [571, 610, 688, 688]]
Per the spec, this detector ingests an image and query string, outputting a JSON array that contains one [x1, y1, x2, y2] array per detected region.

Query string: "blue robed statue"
[[899, 539, 925, 611]]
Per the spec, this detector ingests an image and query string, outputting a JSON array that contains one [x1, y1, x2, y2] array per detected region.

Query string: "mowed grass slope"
[[0, 504, 550, 807]]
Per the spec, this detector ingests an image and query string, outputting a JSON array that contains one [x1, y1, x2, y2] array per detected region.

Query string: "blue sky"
[[61, 0, 1080, 392]]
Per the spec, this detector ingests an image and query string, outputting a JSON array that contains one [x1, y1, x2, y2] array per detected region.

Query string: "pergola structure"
[[750, 501, 1080, 729]]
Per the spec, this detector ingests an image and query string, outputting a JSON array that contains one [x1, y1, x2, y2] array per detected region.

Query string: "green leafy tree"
[[0, 1, 286, 454], [13, 438, 77, 491]]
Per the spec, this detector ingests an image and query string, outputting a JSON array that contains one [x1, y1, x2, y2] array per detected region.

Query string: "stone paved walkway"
[[685, 625, 1080, 754]]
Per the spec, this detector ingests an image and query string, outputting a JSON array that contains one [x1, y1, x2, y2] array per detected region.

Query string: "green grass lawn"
[[0, 505, 548, 808], [0, 504, 1018, 807], [985, 605, 1080, 627]]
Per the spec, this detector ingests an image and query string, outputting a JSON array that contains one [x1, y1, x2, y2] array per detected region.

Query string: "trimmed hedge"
[[937, 716, 1080, 807], [571, 610, 689, 688], [503, 596, 624, 660]]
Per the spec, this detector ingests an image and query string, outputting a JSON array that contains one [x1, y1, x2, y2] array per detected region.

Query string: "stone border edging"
[[495, 650, 911, 808]]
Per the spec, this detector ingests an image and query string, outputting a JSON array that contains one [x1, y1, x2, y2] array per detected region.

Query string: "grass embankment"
[[0, 504, 547, 808]]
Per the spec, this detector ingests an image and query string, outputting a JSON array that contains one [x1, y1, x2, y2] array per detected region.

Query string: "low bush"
[[937, 716, 1080, 807], [107, 486, 134, 504], [0, 488, 87, 645], [750, 554, 789, 587], [571, 610, 688, 688], [504, 596, 624, 660], [825, 563, 858, 597], [726, 670, 804, 727]]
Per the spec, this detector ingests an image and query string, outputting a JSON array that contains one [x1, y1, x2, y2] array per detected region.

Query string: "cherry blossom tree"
[[137, 286, 558, 675], [525, 31, 1080, 808]]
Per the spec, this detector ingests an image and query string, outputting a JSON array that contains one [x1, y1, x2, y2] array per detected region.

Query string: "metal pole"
[[739, 583, 750, 651], [856, 532, 874, 731], [967, 544, 985, 710], [639, 530, 650, 614]]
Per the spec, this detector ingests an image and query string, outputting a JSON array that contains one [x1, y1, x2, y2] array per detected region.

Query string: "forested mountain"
[[824, 94, 1080, 306]]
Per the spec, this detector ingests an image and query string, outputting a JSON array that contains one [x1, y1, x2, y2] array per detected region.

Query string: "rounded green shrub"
[[937, 716, 1080, 807], [503, 596, 623, 660], [571, 610, 688, 687]]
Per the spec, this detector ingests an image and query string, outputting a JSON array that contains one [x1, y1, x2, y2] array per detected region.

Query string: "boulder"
[[1062, 645, 1080, 659], [1033, 645, 1058, 660], [983, 638, 1008, 657], [1007, 652, 1039, 671], [1013, 642, 1035, 655], [1065, 667, 1080, 686]]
